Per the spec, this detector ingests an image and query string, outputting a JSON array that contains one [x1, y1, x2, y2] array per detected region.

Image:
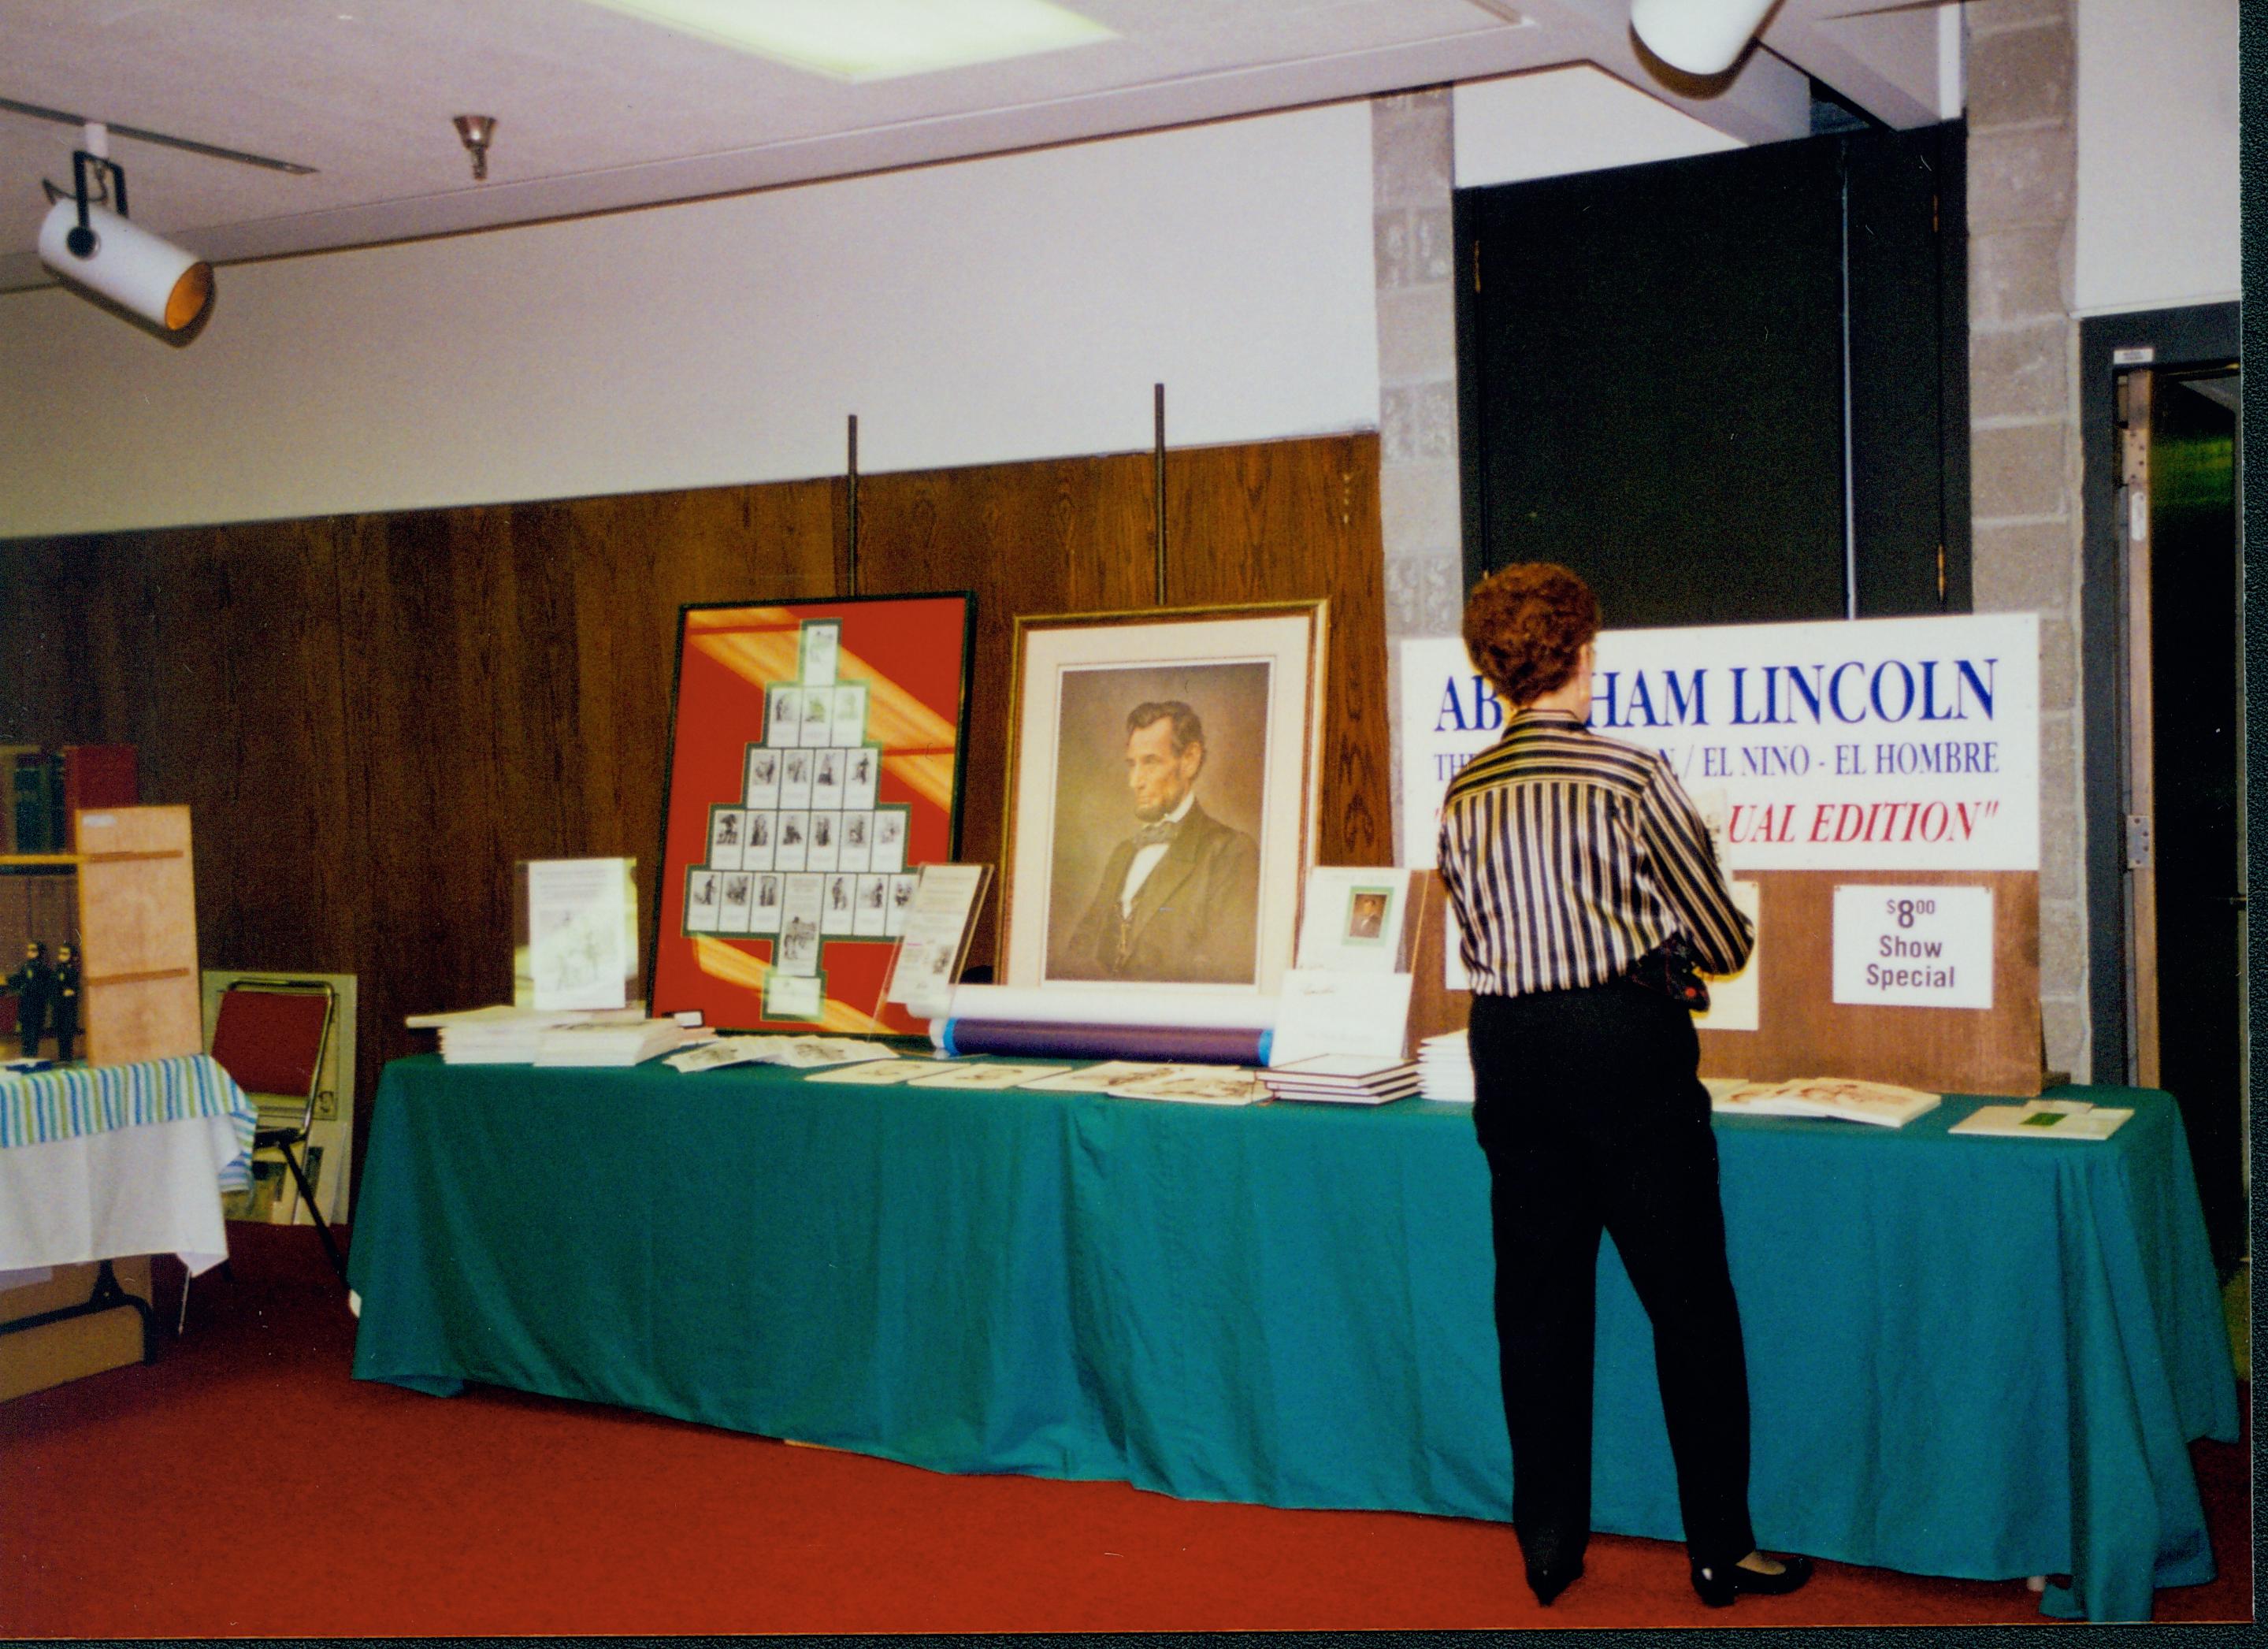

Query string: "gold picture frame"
[[1000, 600, 1326, 994]]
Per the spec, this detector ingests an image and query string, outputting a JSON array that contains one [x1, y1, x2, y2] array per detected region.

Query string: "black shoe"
[[1690, 1553, 1813, 1607], [1526, 1556, 1583, 1606]]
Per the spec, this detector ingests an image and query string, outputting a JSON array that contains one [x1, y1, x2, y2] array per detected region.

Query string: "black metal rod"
[[2, 96, 317, 173], [846, 414, 861, 597], [1153, 382, 1167, 607]]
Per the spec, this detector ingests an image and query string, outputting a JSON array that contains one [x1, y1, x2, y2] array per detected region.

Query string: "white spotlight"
[[1630, 0, 1780, 76], [37, 140, 213, 335]]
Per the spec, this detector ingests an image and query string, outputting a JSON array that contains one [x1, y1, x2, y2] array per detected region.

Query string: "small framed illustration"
[[744, 746, 781, 809], [999, 601, 1325, 994], [651, 594, 974, 1031]]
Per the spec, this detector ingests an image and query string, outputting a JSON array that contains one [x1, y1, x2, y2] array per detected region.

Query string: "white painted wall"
[[2073, 0, 2239, 317], [1453, 65, 1742, 191], [0, 102, 1379, 538]]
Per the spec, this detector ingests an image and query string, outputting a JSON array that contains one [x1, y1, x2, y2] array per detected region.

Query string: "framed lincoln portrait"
[[1000, 601, 1325, 994]]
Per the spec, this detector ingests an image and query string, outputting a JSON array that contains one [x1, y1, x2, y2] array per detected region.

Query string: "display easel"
[[0, 805, 202, 1395]]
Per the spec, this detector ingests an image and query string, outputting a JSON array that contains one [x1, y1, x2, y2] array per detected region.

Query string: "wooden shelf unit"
[[0, 805, 202, 1064]]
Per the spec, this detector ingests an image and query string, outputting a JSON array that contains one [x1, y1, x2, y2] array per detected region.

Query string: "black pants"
[[1468, 981, 1756, 1573]]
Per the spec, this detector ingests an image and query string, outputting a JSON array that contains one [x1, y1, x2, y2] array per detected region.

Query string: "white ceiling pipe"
[[1630, 0, 1780, 76]]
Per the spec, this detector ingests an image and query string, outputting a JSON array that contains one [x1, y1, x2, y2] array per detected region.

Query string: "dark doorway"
[[2144, 366, 2245, 1271], [1455, 121, 1968, 626]]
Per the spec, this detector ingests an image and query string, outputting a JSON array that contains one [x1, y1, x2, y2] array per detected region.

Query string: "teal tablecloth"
[[349, 1057, 2235, 1621]]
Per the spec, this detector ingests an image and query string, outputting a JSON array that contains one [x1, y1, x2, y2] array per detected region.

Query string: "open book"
[[1706, 1076, 1942, 1128]]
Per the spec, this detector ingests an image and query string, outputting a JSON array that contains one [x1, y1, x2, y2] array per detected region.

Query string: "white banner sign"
[[1400, 612, 2040, 871]]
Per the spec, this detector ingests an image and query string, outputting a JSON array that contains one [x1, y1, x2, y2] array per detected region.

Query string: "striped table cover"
[[0, 1054, 259, 1192]]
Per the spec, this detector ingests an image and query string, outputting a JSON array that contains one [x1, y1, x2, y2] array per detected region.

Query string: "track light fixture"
[[37, 123, 213, 335], [1629, 0, 1779, 77]]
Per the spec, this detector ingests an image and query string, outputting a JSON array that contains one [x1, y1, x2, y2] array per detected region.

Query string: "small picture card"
[[807, 810, 841, 872], [718, 871, 755, 934], [774, 810, 811, 872], [775, 875, 826, 974], [707, 805, 747, 871], [801, 1058, 950, 1085], [780, 748, 814, 811], [821, 872, 858, 934], [765, 969, 827, 1023], [885, 873, 919, 937], [749, 871, 784, 934], [1020, 1060, 1189, 1094], [838, 811, 873, 873], [907, 1062, 1066, 1090], [800, 685, 834, 747], [812, 748, 845, 811], [684, 868, 721, 935], [766, 684, 800, 748], [844, 746, 881, 811], [872, 807, 908, 874], [744, 745, 782, 809], [741, 809, 776, 871], [799, 620, 841, 687], [831, 682, 868, 748], [853, 873, 889, 936]]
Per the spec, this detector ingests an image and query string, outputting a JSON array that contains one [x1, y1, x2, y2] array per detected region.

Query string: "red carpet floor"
[[2, 1224, 2251, 1636]]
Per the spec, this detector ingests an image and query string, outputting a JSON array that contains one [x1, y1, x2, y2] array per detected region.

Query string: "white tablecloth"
[[0, 1112, 240, 1276]]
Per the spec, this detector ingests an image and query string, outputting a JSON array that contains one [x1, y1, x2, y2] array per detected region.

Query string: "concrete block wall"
[[1965, 0, 2089, 1079], [1372, 87, 1464, 861]]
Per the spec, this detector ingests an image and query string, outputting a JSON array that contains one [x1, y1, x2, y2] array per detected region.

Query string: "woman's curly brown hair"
[[1461, 562, 1600, 708]]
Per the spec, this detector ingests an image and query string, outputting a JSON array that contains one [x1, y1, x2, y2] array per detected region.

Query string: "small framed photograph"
[[837, 810, 872, 872], [853, 873, 889, 936], [707, 805, 746, 872], [766, 684, 800, 748], [831, 682, 869, 748], [799, 685, 834, 747], [799, 619, 841, 687], [885, 872, 919, 938], [872, 806, 909, 875], [821, 871, 857, 934], [744, 746, 781, 810], [776, 875, 826, 974], [718, 871, 755, 934], [742, 809, 776, 871], [751, 871, 784, 934], [684, 868, 722, 935], [807, 809, 841, 872], [844, 746, 881, 812], [1000, 602, 1325, 993], [812, 748, 845, 811], [774, 809, 810, 872], [780, 748, 814, 811]]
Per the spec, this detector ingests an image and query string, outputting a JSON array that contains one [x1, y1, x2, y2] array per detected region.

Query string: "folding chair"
[[190, 979, 346, 1323]]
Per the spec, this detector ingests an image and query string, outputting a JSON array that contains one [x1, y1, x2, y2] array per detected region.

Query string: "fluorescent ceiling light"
[[581, 0, 1115, 80]]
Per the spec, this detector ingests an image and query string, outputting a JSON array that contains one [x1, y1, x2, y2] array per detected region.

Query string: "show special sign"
[[1400, 612, 2040, 872]]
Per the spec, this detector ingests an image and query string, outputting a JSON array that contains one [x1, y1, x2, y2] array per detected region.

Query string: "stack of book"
[[406, 1004, 654, 1064], [533, 1018, 707, 1068], [1417, 1030, 1474, 1103], [1259, 1053, 1421, 1105]]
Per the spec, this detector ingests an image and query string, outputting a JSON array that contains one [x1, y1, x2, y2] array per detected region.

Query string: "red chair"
[[206, 978, 344, 1282]]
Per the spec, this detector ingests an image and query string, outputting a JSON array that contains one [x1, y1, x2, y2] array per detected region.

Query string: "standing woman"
[[1435, 563, 1812, 1610]]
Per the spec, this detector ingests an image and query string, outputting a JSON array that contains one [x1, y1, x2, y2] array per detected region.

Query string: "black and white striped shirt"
[[1436, 709, 1753, 997]]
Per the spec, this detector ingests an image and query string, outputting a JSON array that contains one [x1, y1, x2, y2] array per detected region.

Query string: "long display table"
[[348, 1056, 2235, 1621]]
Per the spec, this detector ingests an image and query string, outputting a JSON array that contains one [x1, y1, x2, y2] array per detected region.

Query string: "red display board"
[[648, 595, 973, 1033]]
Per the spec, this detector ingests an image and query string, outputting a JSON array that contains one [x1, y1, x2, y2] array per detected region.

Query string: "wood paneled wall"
[[0, 433, 1386, 1183]]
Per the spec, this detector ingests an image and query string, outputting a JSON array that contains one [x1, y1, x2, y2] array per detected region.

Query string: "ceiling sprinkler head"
[[452, 114, 496, 181]]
